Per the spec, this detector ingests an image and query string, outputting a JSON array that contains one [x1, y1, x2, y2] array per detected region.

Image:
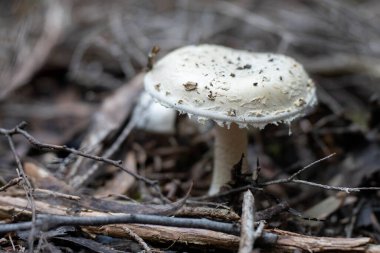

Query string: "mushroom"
[[134, 91, 177, 134], [144, 44, 317, 194]]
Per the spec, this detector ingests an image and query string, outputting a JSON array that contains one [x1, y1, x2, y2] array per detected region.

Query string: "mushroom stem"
[[209, 123, 248, 195]]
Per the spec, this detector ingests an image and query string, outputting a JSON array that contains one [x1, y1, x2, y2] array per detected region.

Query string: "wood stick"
[[86, 224, 240, 250], [86, 224, 373, 252], [271, 228, 371, 252], [239, 190, 255, 253], [174, 206, 240, 221]]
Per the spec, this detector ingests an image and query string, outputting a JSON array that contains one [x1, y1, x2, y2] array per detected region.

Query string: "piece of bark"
[[87, 224, 374, 252], [272, 228, 371, 252], [175, 206, 240, 221], [87, 224, 240, 250]]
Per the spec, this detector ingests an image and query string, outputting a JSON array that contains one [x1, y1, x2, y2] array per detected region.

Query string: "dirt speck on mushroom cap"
[[145, 44, 317, 128]]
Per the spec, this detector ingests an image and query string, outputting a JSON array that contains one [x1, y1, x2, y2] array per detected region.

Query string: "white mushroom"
[[134, 91, 176, 134], [144, 44, 317, 194]]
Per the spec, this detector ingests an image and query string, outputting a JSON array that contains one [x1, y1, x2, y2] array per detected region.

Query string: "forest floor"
[[0, 0, 380, 252]]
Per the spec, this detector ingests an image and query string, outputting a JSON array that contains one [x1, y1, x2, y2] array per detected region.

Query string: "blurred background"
[[1, 0, 380, 134]]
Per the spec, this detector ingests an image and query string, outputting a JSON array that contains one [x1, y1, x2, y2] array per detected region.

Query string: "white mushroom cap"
[[144, 44, 317, 129]]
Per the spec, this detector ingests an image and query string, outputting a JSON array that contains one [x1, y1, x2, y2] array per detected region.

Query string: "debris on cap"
[[144, 44, 317, 129]]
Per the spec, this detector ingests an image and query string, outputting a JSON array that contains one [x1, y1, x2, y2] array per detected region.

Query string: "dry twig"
[[260, 153, 380, 193], [239, 190, 255, 253], [87, 224, 374, 252], [0, 177, 22, 192], [175, 206, 240, 221], [117, 226, 152, 253], [2, 133, 36, 251], [0, 122, 156, 186], [0, 213, 241, 235]]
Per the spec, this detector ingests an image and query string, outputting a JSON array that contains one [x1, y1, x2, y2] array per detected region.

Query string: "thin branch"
[[260, 153, 380, 192], [33, 189, 81, 200], [9, 234, 16, 251], [291, 179, 380, 193], [0, 213, 241, 235], [117, 226, 152, 253], [0, 122, 157, 186], [4, 133, 36, 252], [260, 153, 336, 186], [288, 153, 336, 181], [0, 177, 22, 191]]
